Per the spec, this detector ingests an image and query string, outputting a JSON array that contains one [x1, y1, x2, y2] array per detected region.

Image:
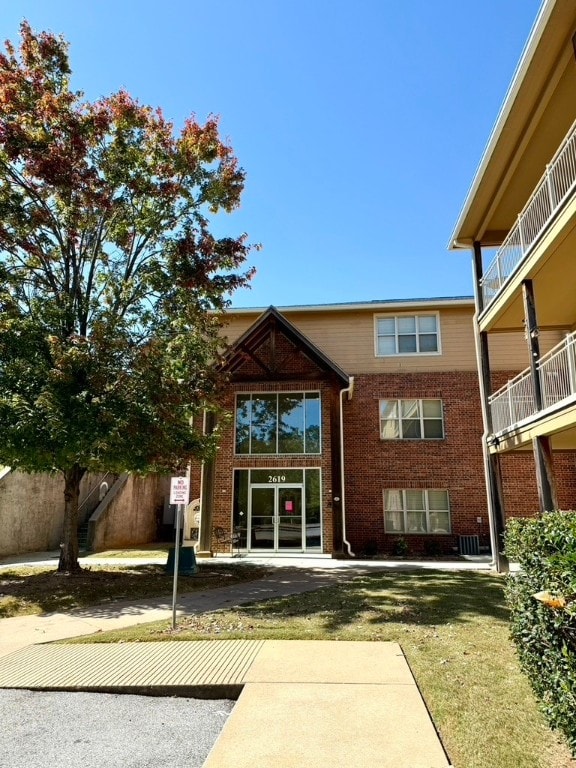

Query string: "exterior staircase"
[[77, 521, 90, 552], [77, 473, 119, 552]]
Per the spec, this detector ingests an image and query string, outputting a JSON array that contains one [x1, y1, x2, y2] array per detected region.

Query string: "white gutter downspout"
[[339, 376, 355, 556]]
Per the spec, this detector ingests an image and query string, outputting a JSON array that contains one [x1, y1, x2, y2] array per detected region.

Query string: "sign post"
[[170, 476, 189, 630]]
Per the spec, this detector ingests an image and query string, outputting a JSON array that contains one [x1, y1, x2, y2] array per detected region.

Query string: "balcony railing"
[[488, 331, 576, 435], [538, 332, 576, 409], [489, 369, 536, 434], [481, 119, 576, 309]]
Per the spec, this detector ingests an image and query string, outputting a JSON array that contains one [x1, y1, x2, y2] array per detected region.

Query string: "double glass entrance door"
[[249, 484, 303, 550]]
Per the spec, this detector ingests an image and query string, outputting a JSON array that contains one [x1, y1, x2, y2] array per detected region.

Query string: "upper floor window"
[[379, 399, 444, 439], [375, 314, 440, 356], [235, 392, 321, 455]]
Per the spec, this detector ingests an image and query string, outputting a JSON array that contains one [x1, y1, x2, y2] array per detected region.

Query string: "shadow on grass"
[[0, 563, 267, 618], [238, 570, 509, 633]]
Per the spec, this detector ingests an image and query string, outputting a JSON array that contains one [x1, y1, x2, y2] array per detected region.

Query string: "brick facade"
[[209, 380, 338, 554], [343, 372, 576, 556], [196, 305, 576, 558]]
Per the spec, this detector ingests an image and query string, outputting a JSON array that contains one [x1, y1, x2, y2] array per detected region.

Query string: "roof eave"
[[449, 0, 559, 249]]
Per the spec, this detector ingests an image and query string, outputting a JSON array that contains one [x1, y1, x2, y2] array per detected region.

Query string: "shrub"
[[505, 512, 576, 755], [392, 536, 409, 557], [423, 538, 441, 557], [361, 539, 378, 558]]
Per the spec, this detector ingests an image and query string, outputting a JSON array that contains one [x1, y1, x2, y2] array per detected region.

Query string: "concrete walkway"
[[0, 560, 408, 658], [0, 551, 492, 658], [0, 640, 451, 767], [0, 552, 487, 766]]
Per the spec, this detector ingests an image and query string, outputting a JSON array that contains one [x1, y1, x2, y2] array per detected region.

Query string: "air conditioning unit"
[[458, 535, 480, 556]]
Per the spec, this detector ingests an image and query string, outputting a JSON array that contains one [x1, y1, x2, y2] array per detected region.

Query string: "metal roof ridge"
[[227, 296, 475, 313]]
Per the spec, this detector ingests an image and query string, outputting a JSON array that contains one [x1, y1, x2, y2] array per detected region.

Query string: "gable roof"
[[222, 306, 350, 386]]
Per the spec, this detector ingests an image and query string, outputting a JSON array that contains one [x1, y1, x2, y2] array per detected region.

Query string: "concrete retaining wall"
[[0, 470, 168, 556], [0, 470, 107, 556], [91, 475, 170, 552]]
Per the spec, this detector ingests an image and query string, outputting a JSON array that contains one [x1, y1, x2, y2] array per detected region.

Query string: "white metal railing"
[[78, 472, 114, 515], [489, 369, 536, 434], [538, 332, 576, 409], [481, 119, 576, 308], [488, 331, 576, 434]]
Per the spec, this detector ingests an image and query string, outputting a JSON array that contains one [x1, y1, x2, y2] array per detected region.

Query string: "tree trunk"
[[58, 464, 86, 573]]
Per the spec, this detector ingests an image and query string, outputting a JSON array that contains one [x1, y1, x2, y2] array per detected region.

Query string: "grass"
[[83, 545, 171, 558], [71, 570, 575, 768], [0, 562, 267, 617]]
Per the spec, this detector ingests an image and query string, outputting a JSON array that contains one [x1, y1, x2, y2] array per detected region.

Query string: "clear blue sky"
[[4, 0, 542, 308]]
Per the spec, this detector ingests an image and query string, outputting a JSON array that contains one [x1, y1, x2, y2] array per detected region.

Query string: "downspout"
[[339, 376, 355, 556]]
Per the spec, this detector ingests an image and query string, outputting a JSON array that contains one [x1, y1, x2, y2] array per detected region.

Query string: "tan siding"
[[489, 329, 564, 370], [222, 315, 258, 346], [223, 305, 563, 376]]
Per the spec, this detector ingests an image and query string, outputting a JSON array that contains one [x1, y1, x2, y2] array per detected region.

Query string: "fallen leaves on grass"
[[0, 563, 267, 618]]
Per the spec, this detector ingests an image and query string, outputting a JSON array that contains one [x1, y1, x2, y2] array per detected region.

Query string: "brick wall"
[[342, 372, 576, 556], [199, 367, 576, 558], [209, 379, 337, 553]]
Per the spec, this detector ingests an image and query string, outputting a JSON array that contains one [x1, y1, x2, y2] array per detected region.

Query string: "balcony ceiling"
[[451, 1, 576, 248], [480, 201, 576, 332]]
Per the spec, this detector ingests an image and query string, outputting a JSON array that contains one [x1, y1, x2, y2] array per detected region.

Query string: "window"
[[375, 314, 439, 355], [235, 392, 321, 454], [383, 489, 450, 534], [379, 399, 444, 439]]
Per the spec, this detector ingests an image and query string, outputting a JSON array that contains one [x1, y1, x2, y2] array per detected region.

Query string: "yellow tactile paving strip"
[[0, 640, 451, 767], [0, 640, 264, 694]]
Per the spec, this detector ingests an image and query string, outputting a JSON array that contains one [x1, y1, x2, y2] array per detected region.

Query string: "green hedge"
[[505, 512, 576, 755]]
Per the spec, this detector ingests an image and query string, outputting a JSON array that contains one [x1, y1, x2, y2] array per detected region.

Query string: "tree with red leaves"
[[0, 22, 255, 572]]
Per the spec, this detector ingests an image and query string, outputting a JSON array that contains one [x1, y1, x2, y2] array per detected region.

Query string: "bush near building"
[[505, 512, 576, 755]]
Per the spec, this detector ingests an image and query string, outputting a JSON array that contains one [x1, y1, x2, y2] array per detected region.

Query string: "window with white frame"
[[375, 314, 439, 355], [379, 399, 444, 439], [383, 489, 451, 534]]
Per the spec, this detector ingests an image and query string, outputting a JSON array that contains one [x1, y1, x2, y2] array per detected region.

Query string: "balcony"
[[480, 119, 576, 311], [488, 331, 576, 436]]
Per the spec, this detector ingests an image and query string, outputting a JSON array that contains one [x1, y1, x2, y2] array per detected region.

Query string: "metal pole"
[[171, 503, 183, 630]]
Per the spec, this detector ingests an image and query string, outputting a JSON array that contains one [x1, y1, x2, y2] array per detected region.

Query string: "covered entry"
[[233, 469, 321, 552], [197, 306, 351, 557]]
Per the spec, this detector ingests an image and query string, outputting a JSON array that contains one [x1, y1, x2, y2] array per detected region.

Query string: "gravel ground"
[[0, 690, 234, 768]]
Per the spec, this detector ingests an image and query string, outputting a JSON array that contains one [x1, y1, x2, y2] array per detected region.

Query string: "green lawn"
[[71, 570, 575, 768], [0, 562, 267, 617]]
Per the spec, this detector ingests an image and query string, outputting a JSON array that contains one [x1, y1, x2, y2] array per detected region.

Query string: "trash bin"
[[165, 546, 197, 575]]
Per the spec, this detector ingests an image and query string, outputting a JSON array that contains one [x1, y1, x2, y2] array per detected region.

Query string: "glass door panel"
[[277, 487, 302, 549], [250, 487, 275, 549]]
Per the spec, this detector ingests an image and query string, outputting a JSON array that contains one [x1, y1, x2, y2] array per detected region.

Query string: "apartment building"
[[192, 298, 575, 559], [450, 1, 576, 568]]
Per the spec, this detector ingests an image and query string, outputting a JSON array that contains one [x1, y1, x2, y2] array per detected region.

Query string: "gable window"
[[235, 392, 321, 454], [375, 314, 439, 356], [379, 399, 444, 439], [383, 489, 450, 534]]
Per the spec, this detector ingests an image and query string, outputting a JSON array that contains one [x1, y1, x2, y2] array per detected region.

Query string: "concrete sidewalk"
[[0, 552, 493, 658], [0, 565, 369, 658], [0, 640, 452, 767]]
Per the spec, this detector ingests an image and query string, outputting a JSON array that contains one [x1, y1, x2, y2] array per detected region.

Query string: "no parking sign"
[[170, 476, 189, 506]]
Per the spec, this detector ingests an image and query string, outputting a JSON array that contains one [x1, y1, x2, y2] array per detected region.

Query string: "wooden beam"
[[473, 241, 508, 572], [533, 435, 559, 512], [522, 279, 543, 409]]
